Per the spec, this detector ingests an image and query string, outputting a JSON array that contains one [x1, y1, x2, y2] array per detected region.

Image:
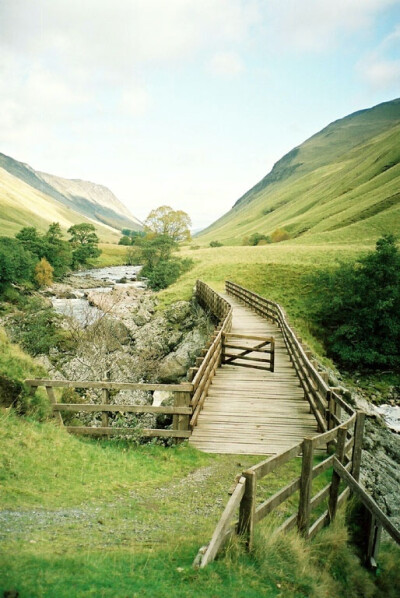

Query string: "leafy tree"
[[138, 234, 177, 270], [243, 233, 271, 246], [68, 223, 101, 267], [270, 228, 290, 243], [16, 224, 72, 279], [118, 235, 132, 246], [308, 234, 400, 369], [0, 237, 36, 290], [145, 206, 191, 242], [35, 257, 54, 287]]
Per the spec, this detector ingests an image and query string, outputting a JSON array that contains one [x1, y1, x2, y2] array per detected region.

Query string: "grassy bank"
[[1, 410, 399, 597]]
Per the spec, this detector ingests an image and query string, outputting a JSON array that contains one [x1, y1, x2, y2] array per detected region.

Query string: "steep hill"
[[0, 152, 142, 239], [198, 99, 400, 245]]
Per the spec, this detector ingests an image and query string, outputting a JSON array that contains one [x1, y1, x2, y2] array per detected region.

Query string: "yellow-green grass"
[[0, 167, 120, 243], [95, 243, 131, 266], [198, 106, 400, 246]]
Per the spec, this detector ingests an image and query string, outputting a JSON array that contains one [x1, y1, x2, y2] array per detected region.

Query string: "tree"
[[16, 224, 72, 279], [35, 257, 54, 287], [68, 223, 101, 267], [119, 235, 132, 246], [144, 206, 191, 242], [0, 237, 36, 290], [308, 234, 400, 369]]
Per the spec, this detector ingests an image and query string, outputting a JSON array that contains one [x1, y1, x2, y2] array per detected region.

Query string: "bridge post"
[[352, 411, 365, 483], [328, 426, 348, 522], [238, 470, 256, 550], [173, 391, 191, 442], [297, 437, 314, 537]]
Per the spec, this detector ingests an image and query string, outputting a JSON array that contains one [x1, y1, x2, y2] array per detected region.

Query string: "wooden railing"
[[25, 379, 193, 439], [189, 281, 233, 427], [195, 281, 400, 569], [25, 280, 231, 439]]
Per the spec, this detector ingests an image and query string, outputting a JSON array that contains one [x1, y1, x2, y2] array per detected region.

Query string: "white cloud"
[[357, 24, 400, 90], [208, 52, 245, 78], [266, 0, 399, 52], [120, 87, 151, 116], [359, 58, 400, 89]]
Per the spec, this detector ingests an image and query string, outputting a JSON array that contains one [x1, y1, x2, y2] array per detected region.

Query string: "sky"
[[1, 1, 400, 231]]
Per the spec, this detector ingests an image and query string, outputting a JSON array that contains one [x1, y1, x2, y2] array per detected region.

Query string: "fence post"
[[297, 438, 314, 537], [173, 391, 191, 442], [328, 426, 348, 522], [270, 337, 275, 372], [366, 515, 382, 569], [46, 385, 63, 425], [238, 470, 256, 550], [352, 411, 365, 483], [102, 388, 109, 428]]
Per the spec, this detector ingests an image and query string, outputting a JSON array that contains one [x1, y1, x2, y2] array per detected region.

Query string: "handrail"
[[193, 281, 385, 569]]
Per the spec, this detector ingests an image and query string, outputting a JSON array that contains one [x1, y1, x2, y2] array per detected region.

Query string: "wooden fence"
[[194, 281, 400, 569], [25, 280, 231, 439]]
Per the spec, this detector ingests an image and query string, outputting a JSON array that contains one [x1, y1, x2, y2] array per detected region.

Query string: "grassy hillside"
[[0, 151, 142, 240], [198, 99, 400, 245], [0, 166, 120, 242]]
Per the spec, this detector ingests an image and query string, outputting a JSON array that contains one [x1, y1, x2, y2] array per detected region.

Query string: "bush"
[[270, 228, 291, 243], [143, 257, 193, 291], [35, 257, 54, 287], [308, 234, 400, 369], [0, 237, 36, 290], [243, 233, 271, 246], [209, 240, 223, 247]]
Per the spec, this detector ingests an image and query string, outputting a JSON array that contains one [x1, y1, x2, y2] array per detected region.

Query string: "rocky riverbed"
[[36, 266, 214, 431]]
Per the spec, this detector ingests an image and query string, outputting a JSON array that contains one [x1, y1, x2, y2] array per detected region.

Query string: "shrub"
[[270, 228, 291, 242], [0, 237, 36, 290], [143, 257, 193, 291], [35, 257, 54, 287], [209, 240, 223, 247], [307, 234, 400, 369]]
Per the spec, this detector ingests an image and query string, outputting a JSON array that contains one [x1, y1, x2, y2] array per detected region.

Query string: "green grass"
[[1, 410, 400, 597], [198, 99, 400, 246]]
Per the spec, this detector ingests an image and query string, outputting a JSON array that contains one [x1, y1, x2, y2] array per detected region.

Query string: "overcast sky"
[[1, 1, 400, 230]]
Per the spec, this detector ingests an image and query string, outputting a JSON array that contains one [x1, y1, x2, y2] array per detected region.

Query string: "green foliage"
[[209, 240, 223, 247], [10, 297, 65, 357], [0, 237, 36, 290], [145, 205, 191, 242], [243, 233, 271, 246], [16, 223, 73, 279], [68, 223, 101, 267], [270, 228, 291, 243], [34, 257, 54, 287], [0, 327, 49, 419], [308, 234, 400, 369], [144, 257, 193, 291], [118, 235, 132, 245]]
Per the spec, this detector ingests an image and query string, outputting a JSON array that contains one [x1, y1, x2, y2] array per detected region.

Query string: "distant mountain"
[[0, 152, 143, 239], [198, 98, 400, 245]]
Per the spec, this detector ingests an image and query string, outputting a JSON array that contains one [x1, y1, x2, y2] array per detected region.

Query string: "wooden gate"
[[222, 333, 275, 372]]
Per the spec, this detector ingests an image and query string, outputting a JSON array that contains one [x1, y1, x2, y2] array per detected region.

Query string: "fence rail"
[[194, 281, 400, 569], [25, 280, 232, 440]]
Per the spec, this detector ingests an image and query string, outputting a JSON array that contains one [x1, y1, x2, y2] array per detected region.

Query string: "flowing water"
[[51, 265, 143, 325]]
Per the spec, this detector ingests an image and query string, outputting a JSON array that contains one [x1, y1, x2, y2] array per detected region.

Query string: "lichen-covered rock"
[[158, 329, 207, 382]]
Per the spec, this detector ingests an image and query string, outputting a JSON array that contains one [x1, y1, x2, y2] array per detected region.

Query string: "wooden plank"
[[333, 459, 400, 545], [54, 404, 192, 414], [255, 477, 301, 523], [308, 510, 330, 539], [66, 427, 191, 438], [26, 379, 193, 392], [249, 443, 303, 479], [199, 476, 246, 568], [352, 411, 365, 482]]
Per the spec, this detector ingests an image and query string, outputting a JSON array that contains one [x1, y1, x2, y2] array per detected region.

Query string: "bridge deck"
[[189, 294, 318, 455]]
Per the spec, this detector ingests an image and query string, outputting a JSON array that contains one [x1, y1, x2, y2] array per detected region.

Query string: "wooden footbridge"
[[189, 291, 317, 454], [25, 280, 400, 565]]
